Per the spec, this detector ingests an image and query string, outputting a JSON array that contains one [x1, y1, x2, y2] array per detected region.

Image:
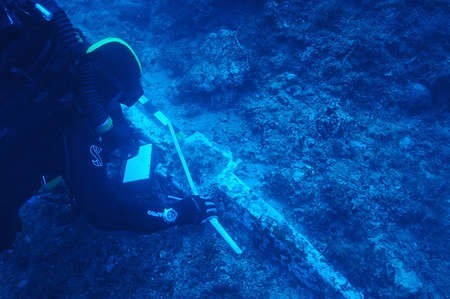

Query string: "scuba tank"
[[1, 2, 22, 46], [0, 0, 53, 59], [1, 4, 20, 30], [1, 0, 53, 28], [0, 0, 75, 138], [1, 1, 53, 50]]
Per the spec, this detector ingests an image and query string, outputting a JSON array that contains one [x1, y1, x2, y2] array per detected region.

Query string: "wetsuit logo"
[[90, 145, 103, 167]]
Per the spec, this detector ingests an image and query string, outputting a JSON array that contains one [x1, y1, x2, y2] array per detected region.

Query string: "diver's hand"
[[185, 195, 218, 224], [101, 124, 138, 158]]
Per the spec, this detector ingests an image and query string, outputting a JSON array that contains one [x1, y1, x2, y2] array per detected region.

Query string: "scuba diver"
[[0, 0, 217, 251]]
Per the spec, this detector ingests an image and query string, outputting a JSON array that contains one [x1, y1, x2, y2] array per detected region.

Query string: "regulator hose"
[[79, 58, 109, 130], [37, 0, 86, 59], [36, 0, 109, 130]]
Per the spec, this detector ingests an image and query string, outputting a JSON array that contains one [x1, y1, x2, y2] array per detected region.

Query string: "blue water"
[[1, 1, 449, 298]]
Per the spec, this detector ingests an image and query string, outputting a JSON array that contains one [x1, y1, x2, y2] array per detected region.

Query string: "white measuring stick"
[[166, 121, 243, 255], [148, 102, 243, 254], [209, 217, 243, 254]]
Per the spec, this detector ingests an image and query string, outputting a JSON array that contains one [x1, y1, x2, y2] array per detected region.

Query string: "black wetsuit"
[[0, 0, 201, 251]]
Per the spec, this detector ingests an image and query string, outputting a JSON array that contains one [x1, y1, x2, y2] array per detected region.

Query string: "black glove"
[[101, 124, 139, 158], [185, 195, 218, 224]]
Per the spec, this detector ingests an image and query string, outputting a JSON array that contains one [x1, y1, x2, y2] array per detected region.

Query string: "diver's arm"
[[40, 0, 109, 131], [74, 170, 208, 232], [36, 0, 111, 133], [67, 122, 213, 233], [35, 0, 86, 58], [78, 58, 112, 134], [43, 0, 111, 133], [78, 186, 207, 233]]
